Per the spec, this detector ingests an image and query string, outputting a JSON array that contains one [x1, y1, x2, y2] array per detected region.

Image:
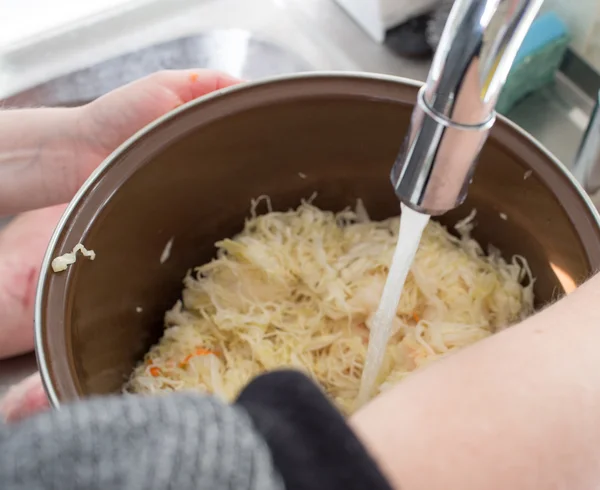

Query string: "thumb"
[[81, 69, 242, 158]]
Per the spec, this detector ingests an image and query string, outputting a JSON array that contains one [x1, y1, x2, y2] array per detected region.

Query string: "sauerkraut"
[[51, 244, 96, 272], [126, 199, 534, 414]]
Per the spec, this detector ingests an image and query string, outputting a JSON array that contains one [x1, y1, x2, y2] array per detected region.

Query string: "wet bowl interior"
[[36, 74, 600, 405]]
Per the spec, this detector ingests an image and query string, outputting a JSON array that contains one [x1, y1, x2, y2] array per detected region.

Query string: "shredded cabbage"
[[51, 244, 96, 272], [126, 199, 534, 414]]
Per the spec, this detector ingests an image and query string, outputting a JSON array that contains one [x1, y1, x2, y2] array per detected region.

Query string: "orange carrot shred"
[[150, 367, 160, 377], [189, 73, 199, 82], [412, 312, 420, 323], [179, 348, 218, 368], [179, 354, 193, 368]]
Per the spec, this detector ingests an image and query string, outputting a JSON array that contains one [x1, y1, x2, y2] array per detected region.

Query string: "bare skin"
[[351, 276, 600, 490], [0, 70, 240, 214]]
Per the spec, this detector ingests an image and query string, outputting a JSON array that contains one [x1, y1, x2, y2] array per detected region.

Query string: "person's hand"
[[0, 70, 240, 422]]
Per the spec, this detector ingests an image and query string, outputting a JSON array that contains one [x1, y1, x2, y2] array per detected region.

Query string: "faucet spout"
[[391, 0, 544, 215]]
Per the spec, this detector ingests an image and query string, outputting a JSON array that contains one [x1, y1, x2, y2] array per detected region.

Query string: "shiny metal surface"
[[391, 0, 544, 215], [573, 90, 600, 195], [1, 30, 312, 108]]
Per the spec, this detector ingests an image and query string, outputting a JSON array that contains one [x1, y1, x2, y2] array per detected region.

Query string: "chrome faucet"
[[391, 0, 545, 215]]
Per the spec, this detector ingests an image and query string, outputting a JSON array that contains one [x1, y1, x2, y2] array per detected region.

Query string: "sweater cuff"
[[235, 370, 394, 490]]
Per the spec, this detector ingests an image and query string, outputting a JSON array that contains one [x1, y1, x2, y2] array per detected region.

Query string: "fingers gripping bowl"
[[35, 73, 600, 407]]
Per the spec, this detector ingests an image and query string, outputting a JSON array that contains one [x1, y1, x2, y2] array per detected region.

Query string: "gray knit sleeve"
[[0, 393, 284, 490]]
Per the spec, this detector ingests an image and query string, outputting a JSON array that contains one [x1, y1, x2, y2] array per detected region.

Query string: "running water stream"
[[356, 203, 430, 408]]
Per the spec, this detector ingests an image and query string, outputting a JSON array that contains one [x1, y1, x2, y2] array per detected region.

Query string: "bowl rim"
[[35, 71, 600, 408]]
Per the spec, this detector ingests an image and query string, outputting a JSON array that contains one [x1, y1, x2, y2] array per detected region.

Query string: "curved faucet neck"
[[391, 0, 545, 215]]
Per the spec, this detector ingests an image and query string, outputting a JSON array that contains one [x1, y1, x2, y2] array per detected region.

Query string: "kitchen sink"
[[2, 30, 313, 108]]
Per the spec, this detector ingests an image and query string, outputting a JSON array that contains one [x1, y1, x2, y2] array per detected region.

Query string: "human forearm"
[[351, 273, 600, 490]]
